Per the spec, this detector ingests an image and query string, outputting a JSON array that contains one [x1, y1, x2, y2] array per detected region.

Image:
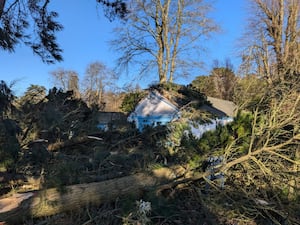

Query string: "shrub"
[[120, 91, 147, 113]]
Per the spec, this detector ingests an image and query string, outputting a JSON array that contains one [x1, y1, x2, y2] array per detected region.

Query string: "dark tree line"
[[0, 80, 100, 173]]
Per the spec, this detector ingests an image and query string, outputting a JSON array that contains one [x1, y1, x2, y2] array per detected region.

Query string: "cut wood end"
[[0, 192, 34, 213]]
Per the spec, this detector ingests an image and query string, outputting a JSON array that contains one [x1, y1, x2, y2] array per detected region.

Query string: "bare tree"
[[68, 71, 80, 98], [82, 61, 117, 108], [112, 0, 218, 84], [50, 68, 80, 97], [240, 0, 300, 85], [210, 59, 236, 101], [192, 59, 237, 101], [104, 91, 124, 111], [50, 68, 69, 91]]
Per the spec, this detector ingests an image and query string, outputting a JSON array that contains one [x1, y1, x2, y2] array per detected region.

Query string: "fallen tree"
[[47, 135, 103, 151], [0, 165, 192, 224], [2, 97, 299, 224], [2, 80, 299, 225]]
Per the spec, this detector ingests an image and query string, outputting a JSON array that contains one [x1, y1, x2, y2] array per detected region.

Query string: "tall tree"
[[68, 71, 80, 98], [0, 0, 128, 63], [191, 59, 237, 101], [17, 84, 47, 143], [210, 59, 236, 101], [191, 75, 217, 97], [112, 0, 218, 83], [240, 0, 300, 85], [50, 68, 79, 97], [0, 80, 20, 171], [104, 91, 124, 111], [50, 68, 69, 91], [82, 61, 117, 109], [19, 84, 47, 105]]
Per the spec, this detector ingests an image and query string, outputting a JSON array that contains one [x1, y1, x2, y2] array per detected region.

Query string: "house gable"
[[134, 91, 178, 116], [128, 91, 180, 131]]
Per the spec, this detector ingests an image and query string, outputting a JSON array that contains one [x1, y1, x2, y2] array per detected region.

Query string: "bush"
[[120, 91, 147, 113]]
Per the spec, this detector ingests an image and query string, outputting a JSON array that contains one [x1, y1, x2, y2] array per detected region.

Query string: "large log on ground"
[[0, 166, 190, 224], [47, 135, 103, 151]]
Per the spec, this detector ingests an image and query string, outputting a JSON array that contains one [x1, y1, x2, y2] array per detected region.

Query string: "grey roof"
[[205, 96, 237, 117]]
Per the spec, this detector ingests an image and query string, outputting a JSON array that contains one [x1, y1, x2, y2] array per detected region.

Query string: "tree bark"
[[0, 166, 188, 224], [47, 135, 103, 151]]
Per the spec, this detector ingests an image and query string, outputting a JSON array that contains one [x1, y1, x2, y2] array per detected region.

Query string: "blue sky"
[[0, 0, 247, 96]]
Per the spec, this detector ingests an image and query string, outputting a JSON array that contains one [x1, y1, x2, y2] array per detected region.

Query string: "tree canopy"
[[0, 0, 127, 63], [191, 59, 236, 101], [0, 80, 14, 119], [240, 0, 300, 85], [112, 0, 219, 83]]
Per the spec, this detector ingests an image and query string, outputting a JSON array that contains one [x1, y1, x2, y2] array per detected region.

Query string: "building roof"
[[204, 96, 237, 117], [131, 90, 179, 117], [129, 85, 237, 121]]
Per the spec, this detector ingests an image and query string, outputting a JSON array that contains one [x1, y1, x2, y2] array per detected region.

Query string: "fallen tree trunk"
[[0, 165, 191, 224], [47, 135, 103, 151]]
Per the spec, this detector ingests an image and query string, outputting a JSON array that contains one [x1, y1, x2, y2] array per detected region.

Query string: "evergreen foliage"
[[0, 81, 20, 171], [149, 82, 208, 108], [0, 1, 128, 63], [191, 60, 237, 101], [0, 119, 20, 171], [0, 80, 14, 118], [120, 91, 147, 113]]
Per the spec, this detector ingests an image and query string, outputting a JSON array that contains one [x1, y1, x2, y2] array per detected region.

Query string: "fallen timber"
[[47, 135, 103, 151], [0, 165, 203, 224], [2, 135, 270, 224]]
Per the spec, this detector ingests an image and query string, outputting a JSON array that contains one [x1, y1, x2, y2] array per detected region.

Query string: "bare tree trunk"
[[0, 166, 188, 224], [162, 0, 171, 83], [169, 0, 183, 83], [244, 0, 300, 83], [155, 1, 166, 83], [111, 0, 218, 84], [47, 135, 103, 151], [0, 174, 152, 223]]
